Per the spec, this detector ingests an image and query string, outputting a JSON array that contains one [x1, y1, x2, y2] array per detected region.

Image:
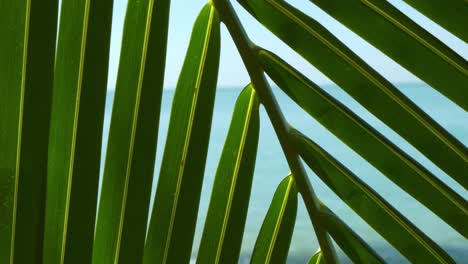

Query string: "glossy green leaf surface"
[[143, 3, 220, 263], [319, 203, 384, 263], [403, 0, 468, 43], [309, 0, 468, 111], [251, 175, 298, 264], [92, 0, 170, 263], [197, 85, 260, 264], [0, 0, 57, 262], [308, 250, 325, 264], [42, 0, 114, 263], [292, 131, 456, 264], [239, 0, 468, 188], [258, 49, 468, 238]]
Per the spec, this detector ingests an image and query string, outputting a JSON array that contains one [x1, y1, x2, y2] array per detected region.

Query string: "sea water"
[[100, 83, 467, 263]]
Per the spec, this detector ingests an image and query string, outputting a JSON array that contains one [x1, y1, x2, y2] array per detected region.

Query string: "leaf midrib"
[[10, 1, 31, 263], [60, 1, 91, 262]]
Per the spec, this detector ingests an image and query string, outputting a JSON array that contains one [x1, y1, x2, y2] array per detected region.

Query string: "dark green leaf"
[[319, 203, 384, 264], [292, 130, 456, 264], [143, 3, 221, 263], [0, 0, 58, 262], [239, 0, 468, 188], [258, 48, 468, 238], [251, 175, 298, 264], [42, 0, 114, 262], [403, 0, 468, 43], [197, 84, 260, 264], [309, 0, 468, 111], [92, 0, 170, 263]]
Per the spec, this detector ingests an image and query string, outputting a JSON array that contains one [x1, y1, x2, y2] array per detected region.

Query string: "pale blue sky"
[[106, 0, 468, 89]]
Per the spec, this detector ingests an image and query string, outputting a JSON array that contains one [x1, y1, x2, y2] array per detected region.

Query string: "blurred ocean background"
[[100, 83, 467, 263]]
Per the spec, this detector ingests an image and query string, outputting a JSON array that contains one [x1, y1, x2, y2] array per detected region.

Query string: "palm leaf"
[[251, 175, 298, 264], [42, 0, 114, 263], [143, 3, 220, 263], [291, 130, 456, 263], [92, 0, 170, 262], [319, 203, 384, 264], [309, 0, 468, 111], [257, 48, 467, 238], [238, 0, 468, 188], [403, 0, 468, 43], [212, 0, 339, 260], [0, 0, 58, 262], [197, 84, 260, 263], [308, 250, 325, 264]]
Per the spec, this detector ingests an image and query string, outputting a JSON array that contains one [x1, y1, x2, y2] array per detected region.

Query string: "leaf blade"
[[42, 0, 114, 262], [251, 175, 298, 264], [197, 84, 260, 264], [292, 131, 456, 264], [402, 0, 468, 43], [92, 0, 171, 263], [319, 204, 384, 264], [143, 3, 221, 263], [308, 250, 325, 264], [309, 0, 468, 110]]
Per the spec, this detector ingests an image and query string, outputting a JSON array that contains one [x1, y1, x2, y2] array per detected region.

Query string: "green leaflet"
[[403, 0, 468, 43], [143, 3, 220, 263], [42, 0, 114, 263], [92, 0, 170, 263], [319, 203, 384, 263], [239, 0, 468, 189], [197, 85, 260, 264], [292, 130, 456, 264], [257, 48, 468, 238], [0, 0, 58, 262], [308, 250, 325, 264], [251, 175, 298, 264], [309, 0, 468, 111]]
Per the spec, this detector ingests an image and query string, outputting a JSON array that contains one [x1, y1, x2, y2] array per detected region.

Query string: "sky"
[[106, 0, 468, 89]]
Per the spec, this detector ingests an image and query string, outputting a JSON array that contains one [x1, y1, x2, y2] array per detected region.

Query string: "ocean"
[[100, 83, 467, 263]]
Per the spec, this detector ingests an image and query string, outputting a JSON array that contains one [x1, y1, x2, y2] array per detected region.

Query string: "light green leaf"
[[319, 203, 384, 264], [42, 0, 114, 263], [197, 84, 260, 263], [92, 0, 170, 263], [239, 0, 468, 188], [143, 3, 220, 263], [291, 130, 456, 264], [308, 250, 325, 264], [309, 0, 468, 111], [0, 0, 58, 262], [403, 0, 468, 43], [258, 48, 467, 238], [251, 175, 298, 264]]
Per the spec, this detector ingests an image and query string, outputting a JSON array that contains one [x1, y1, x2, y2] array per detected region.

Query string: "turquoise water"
[[101, 83, 467, 263]]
